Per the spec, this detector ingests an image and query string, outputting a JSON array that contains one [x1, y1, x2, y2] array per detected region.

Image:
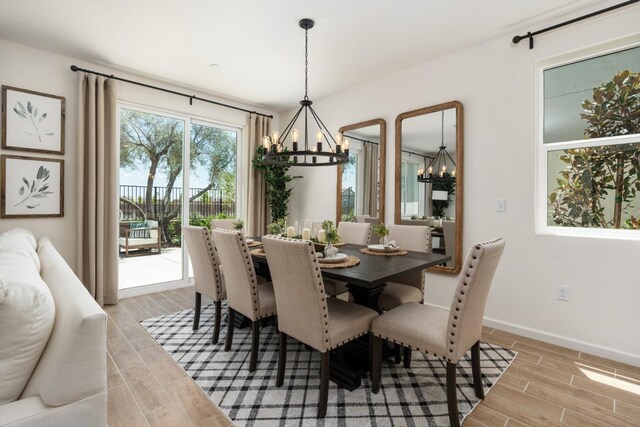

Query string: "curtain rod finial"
[[70, 65, 79, 72]]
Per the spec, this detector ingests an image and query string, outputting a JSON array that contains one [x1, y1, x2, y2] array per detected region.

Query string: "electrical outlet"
[[557, 286, 570, 301], [496, 199, 506, 212]]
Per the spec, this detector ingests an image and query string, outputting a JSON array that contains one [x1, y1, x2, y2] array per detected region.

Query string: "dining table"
[[250, 241, 451, 390]]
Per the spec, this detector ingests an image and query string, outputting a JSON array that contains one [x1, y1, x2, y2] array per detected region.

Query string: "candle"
[[302, 228, 311, 240], [286, 226, 295, 238], [317, 229, 326, 243]]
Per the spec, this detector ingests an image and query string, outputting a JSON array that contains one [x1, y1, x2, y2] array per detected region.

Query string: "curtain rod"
[[70, 65, 274, 119], [512, 0, 638, 49], [343, 133, 434, 159]]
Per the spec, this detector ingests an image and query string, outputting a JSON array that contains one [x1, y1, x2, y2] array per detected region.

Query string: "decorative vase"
[[379, 235, 389, 246], [325, 241, 338, 258]]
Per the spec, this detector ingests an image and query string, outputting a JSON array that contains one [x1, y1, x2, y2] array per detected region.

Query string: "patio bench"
[[119, 220, 161, 257]]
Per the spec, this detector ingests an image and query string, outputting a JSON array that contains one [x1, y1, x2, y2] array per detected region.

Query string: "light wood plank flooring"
[[106, 287, 640, 426]]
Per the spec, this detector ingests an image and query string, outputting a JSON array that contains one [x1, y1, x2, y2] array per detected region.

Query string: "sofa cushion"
[[0, 228, 40, 272], [0, 250, 55, 404]]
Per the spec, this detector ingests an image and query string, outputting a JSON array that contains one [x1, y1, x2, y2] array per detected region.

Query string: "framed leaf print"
[[1, 86, 65, 154], [1, 155, 64, 218]]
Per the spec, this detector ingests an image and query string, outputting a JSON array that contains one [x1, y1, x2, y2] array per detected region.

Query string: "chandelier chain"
[[304, 27, 309, 100]]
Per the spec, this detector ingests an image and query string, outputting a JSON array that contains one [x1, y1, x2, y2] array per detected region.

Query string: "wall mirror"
[[395, 101, 463, 274], [336, 118, 386, 225]]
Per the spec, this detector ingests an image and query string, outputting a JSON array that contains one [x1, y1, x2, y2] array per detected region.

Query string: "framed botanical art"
[[1, 86, 65, 154], [1, 155, 64, 218]]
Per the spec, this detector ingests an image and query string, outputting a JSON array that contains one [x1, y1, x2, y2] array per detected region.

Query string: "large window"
[[118, 106, 240, 290], [539, 44, 640, 237]]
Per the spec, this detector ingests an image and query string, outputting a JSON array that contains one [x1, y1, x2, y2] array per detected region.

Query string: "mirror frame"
[[336, 118, 386, 224], [394, 101, 464, 274]]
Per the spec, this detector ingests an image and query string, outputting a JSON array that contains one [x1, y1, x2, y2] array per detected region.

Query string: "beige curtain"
[[75, 74, 118, 306], [247, 115, 271, 236], [362, 143, 379, 217]]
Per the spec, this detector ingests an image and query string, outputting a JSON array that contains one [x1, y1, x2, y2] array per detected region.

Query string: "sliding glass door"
[[118, 105, 239, 290]]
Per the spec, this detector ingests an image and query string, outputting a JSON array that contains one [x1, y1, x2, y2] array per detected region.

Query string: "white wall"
[[0, 39, 278, 269], [286, 9, 640, 364]]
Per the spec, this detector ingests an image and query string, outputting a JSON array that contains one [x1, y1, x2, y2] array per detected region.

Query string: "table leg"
[[329, 283, 388, 391]]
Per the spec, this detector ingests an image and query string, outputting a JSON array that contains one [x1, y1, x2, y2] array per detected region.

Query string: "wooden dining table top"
[[251, 242, 450, 290]]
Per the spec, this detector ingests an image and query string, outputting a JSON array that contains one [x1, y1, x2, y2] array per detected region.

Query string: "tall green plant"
[[549, 70, 640, 229], [252, 146, 301, 222]]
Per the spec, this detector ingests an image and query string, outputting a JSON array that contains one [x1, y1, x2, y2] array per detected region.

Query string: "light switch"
[[496, 199, 506, 212]]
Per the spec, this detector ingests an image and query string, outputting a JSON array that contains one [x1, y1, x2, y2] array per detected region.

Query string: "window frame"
[[116, 101, 244, 292], [535, 37, 640, 240]]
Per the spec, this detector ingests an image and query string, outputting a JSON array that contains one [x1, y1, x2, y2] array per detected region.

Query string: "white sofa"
[[0, 230, 107, 427]]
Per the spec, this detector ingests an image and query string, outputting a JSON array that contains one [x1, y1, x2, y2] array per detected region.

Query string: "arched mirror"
[[336, 118, 386, 225], [395, 101, 463, 274]]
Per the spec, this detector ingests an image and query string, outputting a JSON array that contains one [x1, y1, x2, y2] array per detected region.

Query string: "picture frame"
[[1, 154, 64, 218], [1, 85, 65, 154]]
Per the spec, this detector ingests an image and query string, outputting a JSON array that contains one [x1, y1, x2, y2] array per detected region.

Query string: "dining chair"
[[370, 238, 506, 427], [182, 226, 225, 344], [210, 218, 237, 230], [337, 221, 372, 245], [443, 220, 456, 268], [262, 235, 378, 418], [211, 228, 277, 372], [377, 224, 431, 312]]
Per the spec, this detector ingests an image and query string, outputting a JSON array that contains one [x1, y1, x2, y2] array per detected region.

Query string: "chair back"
[[211, 228, 261, 320], [387, 224, 431, 252], [443, 220, 455, 268], [210, 219, 236, 230], [262, 236, 329, 352], [337, 222, 372, 245], [446, 238, 505, 362], [182, 226, 224, 302]]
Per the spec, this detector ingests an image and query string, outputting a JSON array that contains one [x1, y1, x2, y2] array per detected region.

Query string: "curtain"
[[75, 74, 118, 306], [362, 143, 379, 217], [247, 115, 271, 236]]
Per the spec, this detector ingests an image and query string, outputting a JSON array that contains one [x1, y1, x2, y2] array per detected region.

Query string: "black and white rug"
[[141, 303, 516, 426]]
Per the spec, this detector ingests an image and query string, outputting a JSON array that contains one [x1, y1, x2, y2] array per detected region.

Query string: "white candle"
[[286, 226, 296, 238], [317, 229, 326, 243], [302, 228, 311, 240]]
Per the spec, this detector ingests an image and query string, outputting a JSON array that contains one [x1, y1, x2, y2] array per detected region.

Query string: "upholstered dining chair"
[[337, 221, 372, 245], [210, 218, 237, 230], [377, 224, 432, 312], [211, 228, 277, 372], [182, 225, 225, 344], [370, 238, 506, 427], [262, 235, 378, 418]]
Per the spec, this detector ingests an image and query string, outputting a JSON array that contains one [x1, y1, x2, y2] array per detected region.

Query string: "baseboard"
[[119, 279, 193, 299], [423, 302, 640, 367]]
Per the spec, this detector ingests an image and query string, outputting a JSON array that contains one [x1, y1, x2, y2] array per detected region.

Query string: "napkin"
[[384, 240, 398, 250]]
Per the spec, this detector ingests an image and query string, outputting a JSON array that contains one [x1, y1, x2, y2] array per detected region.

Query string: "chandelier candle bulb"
[[316, 130, 323, 142], [271, 131, 279, 144], [302, 228, 311, 240], [292, 129, 299, 142], [262, 136, 270, 150]]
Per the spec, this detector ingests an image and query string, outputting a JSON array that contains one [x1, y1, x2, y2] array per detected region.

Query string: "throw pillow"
[[0, 251, 55, 404]]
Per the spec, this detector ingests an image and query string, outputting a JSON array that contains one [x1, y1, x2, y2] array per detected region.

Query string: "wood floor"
[[106, 287, 640, 426]]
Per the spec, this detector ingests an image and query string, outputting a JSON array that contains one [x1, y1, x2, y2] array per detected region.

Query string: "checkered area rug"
[[141, 303, 516, 426]]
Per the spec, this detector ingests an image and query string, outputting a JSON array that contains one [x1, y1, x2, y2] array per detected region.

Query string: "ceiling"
[[0, 0, 607, 112]]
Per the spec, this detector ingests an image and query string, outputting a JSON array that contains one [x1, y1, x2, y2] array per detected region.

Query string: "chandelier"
[[261, 19, 349, 167], [417, 110, 456, 183]]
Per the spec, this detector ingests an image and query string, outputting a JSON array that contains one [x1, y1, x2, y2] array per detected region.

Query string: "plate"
[[319, 253, 348, 263], [367, 244, 400, 253], [245, 238, 254, 244]]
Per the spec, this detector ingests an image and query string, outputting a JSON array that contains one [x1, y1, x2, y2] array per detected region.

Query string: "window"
[[539, 44, 640, 237], [118, 105, 240, 289], [401, 158, 426, 217]]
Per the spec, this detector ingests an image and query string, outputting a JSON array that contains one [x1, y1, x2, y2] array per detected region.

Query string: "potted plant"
[[321, 220, 340, 258], [373, 223, 389, 245], [233, 219, 244, 231]]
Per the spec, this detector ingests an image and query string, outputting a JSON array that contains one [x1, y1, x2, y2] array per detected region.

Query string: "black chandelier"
[[417, 110, 456, 183], [261, 19, 349, 167]]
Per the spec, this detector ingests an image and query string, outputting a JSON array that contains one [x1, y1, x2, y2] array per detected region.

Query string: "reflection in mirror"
[[336, 119, 386, 225], [395, 101, 463, 274]]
